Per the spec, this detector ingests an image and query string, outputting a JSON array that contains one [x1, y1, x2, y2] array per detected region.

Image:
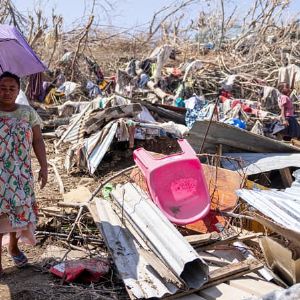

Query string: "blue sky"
[[13, 0, 300, 31]]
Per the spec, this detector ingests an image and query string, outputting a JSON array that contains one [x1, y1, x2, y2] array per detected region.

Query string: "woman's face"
[[281, 84, 291, 96], [0, 77, 20, 105]]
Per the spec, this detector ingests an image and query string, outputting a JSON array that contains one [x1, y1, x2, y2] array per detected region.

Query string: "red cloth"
[[231, 99, 252, 113], [171, 68, 182, 77], [219, 90, 232, 103], [50, 258, 110, 283]]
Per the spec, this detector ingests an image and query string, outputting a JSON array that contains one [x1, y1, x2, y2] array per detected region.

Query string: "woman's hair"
[[0, 72, 20, 88]]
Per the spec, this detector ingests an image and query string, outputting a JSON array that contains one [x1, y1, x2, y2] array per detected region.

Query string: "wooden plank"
[[205, 248, 245, 263], [185, 232, 220, 245], [229, 278, 283, 296], [176, 295, 206, 300], [48, 160, 65, 194], [198, 283, 253, 300], [209, 259, 252, 281], [196, 233, 262, 251], [291, 138, 300, 148], [166, 259, 263, 299], [184, 164, 244, 233], [147, 80, 169, 100], [197, 251, 229, 267], [279, 167, 293, 187], [202, 164, 244, 211]]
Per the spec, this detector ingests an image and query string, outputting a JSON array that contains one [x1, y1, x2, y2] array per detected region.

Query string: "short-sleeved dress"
[[0, 104, 42, 245], [278, 94, 300, 138]]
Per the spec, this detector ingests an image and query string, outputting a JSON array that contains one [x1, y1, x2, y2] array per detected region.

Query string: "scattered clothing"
[[86, 81, 102, 98], [138, 73, 149, 89], [26, 72, 44, 101], [185, 96, 208, 129], [261, 86, 280, 114], [278, 64, 300, 91], [15, 90, 30, 106], [224, 118, 246, 129], [149, 44, 173, 83]]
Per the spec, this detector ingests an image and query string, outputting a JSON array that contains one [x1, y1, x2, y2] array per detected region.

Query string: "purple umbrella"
[[0, 25, 46, 77]]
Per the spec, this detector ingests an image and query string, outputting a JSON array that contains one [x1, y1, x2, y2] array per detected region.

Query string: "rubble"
[[2, 0, 300, 299]]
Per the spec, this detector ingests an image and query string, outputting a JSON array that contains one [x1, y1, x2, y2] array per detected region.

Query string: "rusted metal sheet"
[[56, 102, 93, 147]]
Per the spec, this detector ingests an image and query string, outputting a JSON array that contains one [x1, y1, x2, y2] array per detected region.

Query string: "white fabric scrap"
[[15, 90, 29, 105]]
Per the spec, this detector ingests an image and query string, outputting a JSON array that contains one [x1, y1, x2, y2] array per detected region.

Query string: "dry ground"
[[0, 137, 179, 299]]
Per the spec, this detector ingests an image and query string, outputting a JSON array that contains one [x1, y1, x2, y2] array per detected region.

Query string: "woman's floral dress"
[[0, 104, 42, 243]]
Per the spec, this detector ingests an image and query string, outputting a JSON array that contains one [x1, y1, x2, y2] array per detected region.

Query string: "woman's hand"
[[38, 167, 48, 189], [282, 119, 289, 127]]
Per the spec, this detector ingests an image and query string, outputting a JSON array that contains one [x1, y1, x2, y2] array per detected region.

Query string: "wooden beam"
[[48, 160, 65, 194], [166, 259, 263, 299], [146, 80, 169, 101], [185, 232, 220, 246], [195, 233, 261, 251], [279, 167, 293, 187]]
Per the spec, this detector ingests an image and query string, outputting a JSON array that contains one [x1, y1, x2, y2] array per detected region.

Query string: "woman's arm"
[[32, 125, 48, 189], [280, 106, 289, 126]]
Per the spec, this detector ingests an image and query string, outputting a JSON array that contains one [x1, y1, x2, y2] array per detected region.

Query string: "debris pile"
[[2, 0, 300, 299]]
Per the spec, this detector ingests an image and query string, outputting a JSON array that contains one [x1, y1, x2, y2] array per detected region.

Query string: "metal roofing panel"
[[222, 153, 300, 175], [237, 170, 300, 235], [95, 198, 179, 299], [187, 120, 300, 153], [56, 102, 92, 147], [86, 121, 118, 174], [111, 183, 209, 289]]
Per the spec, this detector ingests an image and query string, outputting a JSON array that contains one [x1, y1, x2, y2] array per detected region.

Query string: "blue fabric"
[[175, 98, 185, 108], [185, 96, 206, 129], [138, 73, 149, 88], [225, 118, 246, 129], [286, 116, 300, 138], [86, 81, 102, 98]]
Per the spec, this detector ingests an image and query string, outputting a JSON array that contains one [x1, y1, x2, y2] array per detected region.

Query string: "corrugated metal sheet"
[[222, 153, 300, 175], [95, 198, 179, 299], [86, 121, 118, 174], [111, 183, 209, 289], [187, 120, 300, 153], [237, 169, 300, 234], [56, 102, 93, 147]]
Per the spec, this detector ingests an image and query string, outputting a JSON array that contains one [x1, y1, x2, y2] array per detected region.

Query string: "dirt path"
[[0, 140, 125, 300], [0, 137, 179, 299]]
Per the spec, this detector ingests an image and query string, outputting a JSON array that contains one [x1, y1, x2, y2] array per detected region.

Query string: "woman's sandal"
[[11, 251, 28, 268]]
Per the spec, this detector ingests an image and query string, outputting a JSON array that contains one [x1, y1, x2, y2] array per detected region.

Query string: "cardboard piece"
[[260, 236, 300, 285]]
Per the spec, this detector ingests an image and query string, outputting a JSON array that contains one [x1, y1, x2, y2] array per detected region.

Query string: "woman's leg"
[[8, 232, 20, 256], [0, 234, 3, 272], [8, 232, 28, 267]]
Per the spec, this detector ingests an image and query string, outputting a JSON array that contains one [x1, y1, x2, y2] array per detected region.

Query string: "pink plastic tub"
[[133, 139, 210, 225]]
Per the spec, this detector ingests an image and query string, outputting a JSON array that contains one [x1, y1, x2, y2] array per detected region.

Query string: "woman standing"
[[0, 72, 47, 275], [278, 82, 300, 139]]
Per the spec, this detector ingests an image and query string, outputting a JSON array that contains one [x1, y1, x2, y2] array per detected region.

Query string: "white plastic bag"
[[15, 90, 29, 105]]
